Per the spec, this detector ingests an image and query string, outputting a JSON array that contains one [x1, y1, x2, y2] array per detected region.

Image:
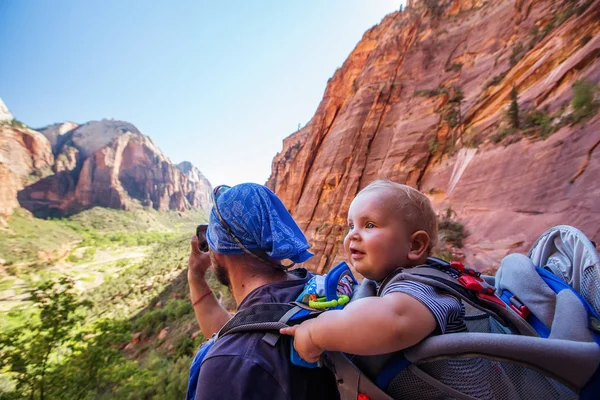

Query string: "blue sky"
[[0, 1, 403, 186]]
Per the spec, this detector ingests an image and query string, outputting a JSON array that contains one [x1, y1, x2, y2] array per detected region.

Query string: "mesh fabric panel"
[[225, 322, 287, 335], [582, 265, 600, 316], [219, 303, 294, 336], [387, 367, 454, 399], [464, 314, 492, 333], [385, 356, 577, 400]]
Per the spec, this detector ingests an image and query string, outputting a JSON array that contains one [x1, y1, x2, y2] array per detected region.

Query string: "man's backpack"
[[188, 225, 600, 400], [186, 263, 352, 400]]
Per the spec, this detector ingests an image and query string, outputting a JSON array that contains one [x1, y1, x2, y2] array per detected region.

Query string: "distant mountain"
[[0, 108, 212, 217], [0, 98, 13, 123], [0, 102, 54, 215], [37, 121, 79, 154]]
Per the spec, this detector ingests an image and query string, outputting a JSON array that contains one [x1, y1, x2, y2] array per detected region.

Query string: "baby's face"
[[343, 189, 412, 281]]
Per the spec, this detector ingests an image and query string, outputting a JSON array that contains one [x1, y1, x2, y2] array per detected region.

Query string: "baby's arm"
[[280, 292, 436, 360]]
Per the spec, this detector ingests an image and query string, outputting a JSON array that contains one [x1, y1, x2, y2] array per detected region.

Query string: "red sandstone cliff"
[[268, 0, 600, 272], [0, 123, 54, 215], [0, 115, 212, 217]]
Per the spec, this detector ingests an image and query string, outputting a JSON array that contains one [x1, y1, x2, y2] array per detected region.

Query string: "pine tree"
[[508, 86, 520, 129]]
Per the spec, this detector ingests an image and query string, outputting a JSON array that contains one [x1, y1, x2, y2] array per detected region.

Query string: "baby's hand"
[[280, 320, 323, 363]]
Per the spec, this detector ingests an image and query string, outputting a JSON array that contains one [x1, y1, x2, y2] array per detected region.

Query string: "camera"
[[196, 224, 209, 252]]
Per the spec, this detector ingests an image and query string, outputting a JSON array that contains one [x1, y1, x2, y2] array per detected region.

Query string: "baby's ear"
[[407, 230, 430, 262]]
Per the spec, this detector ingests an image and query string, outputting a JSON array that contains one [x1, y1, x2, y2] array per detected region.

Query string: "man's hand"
[[280, 320, 324, 363], [187, 235, 232, 337], [188, 235, 212, 285]]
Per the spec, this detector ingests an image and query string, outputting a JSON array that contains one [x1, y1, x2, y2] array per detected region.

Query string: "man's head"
[[206, 183, 313, 288], [343, 180, 438, 281]]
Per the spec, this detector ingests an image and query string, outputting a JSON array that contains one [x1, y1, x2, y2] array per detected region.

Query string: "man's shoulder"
[[204, 331, 264, 359], [200, 332, 338, 400], [197, 332, 291, 399], [203, 330, 287, 376]]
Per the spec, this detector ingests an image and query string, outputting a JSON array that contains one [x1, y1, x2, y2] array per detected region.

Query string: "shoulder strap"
[[216, 302, 322, 345], [380, 258, 538, 336]]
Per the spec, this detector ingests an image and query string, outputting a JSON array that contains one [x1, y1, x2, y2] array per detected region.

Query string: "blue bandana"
[[206, 183, 313, 263]]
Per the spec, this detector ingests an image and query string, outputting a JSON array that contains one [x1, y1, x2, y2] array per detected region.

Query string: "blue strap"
[[580, 363, 600, 400], [288, 308, 312, 321], [536, 267, 600, 345], [375, 354, 411, 390], [186, 338, 215, 400], [290, 339, 319, 368], [499, 290, 550, 337]]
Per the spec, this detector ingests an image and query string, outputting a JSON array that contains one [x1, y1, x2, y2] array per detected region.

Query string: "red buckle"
[[450, 261, 465, 272], [357, 394, 370, 400], [457, 274, 484, 292], [450, 261, 481, 277], [454, 262, 505, 308], [509, 296, 531, 318], [509, 303, 531, 318]]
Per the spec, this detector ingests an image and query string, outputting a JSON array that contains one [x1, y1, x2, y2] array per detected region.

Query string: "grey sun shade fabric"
[[549, 289, 594, 342], [528, 225, 600, 316], [403, 332, 600, 389], [495, 253, 557, 328]]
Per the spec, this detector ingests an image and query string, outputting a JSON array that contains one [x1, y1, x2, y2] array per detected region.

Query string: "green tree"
[[507, 86, 520, 129], [0, 278, 89, 400], [47, 319, 135, 399]]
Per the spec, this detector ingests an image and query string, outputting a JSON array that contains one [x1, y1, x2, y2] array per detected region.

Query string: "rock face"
[[38, 121, 79, 154], [0, 121, 54, 215], [0, 115, 211, 217], [267, 0, 600, 273], [0, 98, 13, 123], [176, 161, 212, 210]]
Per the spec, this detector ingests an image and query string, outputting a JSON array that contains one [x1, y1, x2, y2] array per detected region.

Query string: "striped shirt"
[[381, 279, 467, 334]]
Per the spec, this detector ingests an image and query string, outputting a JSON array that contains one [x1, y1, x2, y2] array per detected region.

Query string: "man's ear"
[[407, 230, 430, 262]]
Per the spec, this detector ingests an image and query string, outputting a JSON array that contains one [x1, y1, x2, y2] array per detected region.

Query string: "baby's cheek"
[[342, 237, 351, 255]]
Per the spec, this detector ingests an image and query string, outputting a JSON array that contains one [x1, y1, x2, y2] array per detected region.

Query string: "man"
[[188, 183, 339, 400]]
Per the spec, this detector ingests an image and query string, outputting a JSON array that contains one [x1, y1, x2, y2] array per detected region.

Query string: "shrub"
[[571, 79, 599, 123], [434, 249, 453, 262], [491, 127, 514, 144], [509, 42, 525, 67], [528, 26, 542, 49], [445, 62, 463, 73], [9, 119, 26, 129], [443, 109, 460, 128], [428, 137, 439, 153], [576, 0, 594, 16], [523, 109, 554, 137], [415, 88, 444, 97], [432, 208, 467, 261], [133, 299, 192, 336], [174, 336, 195, 359], [438, 218, 466, 248], [580, 34, 592, 47], [485, 71, 508, 89], [424, 0, 445, 17]]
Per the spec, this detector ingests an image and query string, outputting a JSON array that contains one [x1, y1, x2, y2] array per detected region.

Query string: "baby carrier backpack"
[[188, 225, 600, 400]]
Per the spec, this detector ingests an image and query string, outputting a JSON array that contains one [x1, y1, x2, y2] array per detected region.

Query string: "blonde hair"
[[357, 180, 438, 250]]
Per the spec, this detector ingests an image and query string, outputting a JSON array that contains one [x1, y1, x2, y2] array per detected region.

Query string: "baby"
[[280, 180, 466, 362]]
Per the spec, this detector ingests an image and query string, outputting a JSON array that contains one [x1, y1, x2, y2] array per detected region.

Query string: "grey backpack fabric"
[[528, 225, 600, 316], [329, 226, 600, 400]]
